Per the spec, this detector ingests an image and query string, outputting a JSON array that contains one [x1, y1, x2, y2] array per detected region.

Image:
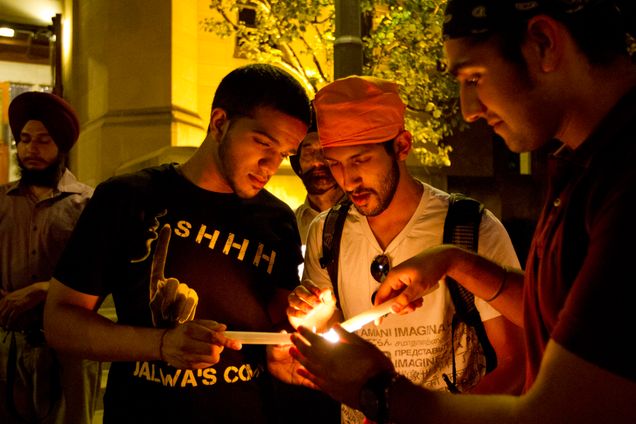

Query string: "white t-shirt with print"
[[303, 183, 520, 423]]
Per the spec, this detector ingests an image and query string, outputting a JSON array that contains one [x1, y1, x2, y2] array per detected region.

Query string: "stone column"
[[65, 0, 203, 185]]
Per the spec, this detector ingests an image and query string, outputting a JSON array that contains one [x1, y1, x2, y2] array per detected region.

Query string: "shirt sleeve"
[[53, 178, 137, 297]]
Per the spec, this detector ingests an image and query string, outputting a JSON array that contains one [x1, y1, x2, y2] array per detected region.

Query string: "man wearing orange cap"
[[287, 75, 525, 423], [0, 91, 100, 423]]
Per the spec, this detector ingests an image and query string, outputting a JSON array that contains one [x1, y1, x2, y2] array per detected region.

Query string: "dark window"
[[234, 5, 257, 58]]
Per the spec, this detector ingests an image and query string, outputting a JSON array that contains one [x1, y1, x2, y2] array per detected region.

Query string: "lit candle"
[[340, 282, 440, 332], [340, 299, 396, 332], [320, 300, 396, 343], [224, 331, 291, 345], [321, 286, 437, 343]]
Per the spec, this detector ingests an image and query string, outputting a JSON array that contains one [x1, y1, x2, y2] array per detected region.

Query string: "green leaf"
[[201, 0, 462, 167]]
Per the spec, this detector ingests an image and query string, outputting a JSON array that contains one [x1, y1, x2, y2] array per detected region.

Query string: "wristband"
[[485, 266, 508, 302]]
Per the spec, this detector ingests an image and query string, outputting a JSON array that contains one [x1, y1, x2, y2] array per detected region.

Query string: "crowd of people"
[[1, 0, 634, 423], [289, 0, 636, 423]]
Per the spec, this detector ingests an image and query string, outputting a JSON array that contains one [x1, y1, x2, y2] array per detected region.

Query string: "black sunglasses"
[[370, 254, 391, 283]]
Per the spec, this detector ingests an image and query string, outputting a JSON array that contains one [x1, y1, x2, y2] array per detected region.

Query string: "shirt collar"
[[56, 169, 85, 194], [7, 168, 84, 196]]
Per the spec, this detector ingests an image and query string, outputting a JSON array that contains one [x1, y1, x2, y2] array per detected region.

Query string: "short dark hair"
[[382, 138, 396, 157], [212, 63, 311, 126], [289, 104, 317, 176]]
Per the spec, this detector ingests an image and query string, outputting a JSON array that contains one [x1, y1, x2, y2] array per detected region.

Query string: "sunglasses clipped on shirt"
[[370, 254, 391, 304], [370, 254, 391, 283]]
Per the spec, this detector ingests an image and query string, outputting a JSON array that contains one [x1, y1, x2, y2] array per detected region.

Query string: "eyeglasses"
[[370, 254, 391, 283]]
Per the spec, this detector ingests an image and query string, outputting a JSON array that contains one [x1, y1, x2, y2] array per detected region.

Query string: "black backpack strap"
[[319, 199, 352, 309], [443, 193, 498, 383]]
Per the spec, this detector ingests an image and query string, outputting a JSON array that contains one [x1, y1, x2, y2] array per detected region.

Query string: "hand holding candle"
[[287, 281, 337, 332]]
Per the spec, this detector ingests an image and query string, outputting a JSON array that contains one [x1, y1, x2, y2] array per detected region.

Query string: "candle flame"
[[321, 328, 340, 343]]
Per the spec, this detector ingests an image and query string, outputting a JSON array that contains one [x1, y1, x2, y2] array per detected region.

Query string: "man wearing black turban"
[[8, 91, 80, 188], [0, 91, 101, 424]]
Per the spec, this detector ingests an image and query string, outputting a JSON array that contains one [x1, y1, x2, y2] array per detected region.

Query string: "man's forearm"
[[46, 301, 163, 362], [446, 247, 525, 327], [44, 279, 163, 362]]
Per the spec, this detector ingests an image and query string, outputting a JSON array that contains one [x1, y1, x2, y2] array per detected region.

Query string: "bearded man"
[[290, 111, 345, 245], [0, 91, 100, 424], [287, 76, 525, 423]]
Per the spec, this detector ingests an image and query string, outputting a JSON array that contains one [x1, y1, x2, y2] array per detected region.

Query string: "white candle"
[[224, 331, 291, 345], [340, 299, 396, 332]]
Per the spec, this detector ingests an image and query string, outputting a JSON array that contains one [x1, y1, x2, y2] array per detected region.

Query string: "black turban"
[[8, 91, 80, 153]]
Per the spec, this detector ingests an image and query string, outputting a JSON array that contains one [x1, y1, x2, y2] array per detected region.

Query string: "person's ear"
[[209, 108, 229, 142], [394, 130, 412, 161], [525, 15, 565, 73]]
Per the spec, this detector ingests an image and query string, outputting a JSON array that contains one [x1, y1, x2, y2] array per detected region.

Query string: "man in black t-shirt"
[[43, 64, 319, 423]]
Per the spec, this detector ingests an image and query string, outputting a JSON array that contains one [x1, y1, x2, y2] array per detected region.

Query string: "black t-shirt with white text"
[[55, 164, 303, 423]]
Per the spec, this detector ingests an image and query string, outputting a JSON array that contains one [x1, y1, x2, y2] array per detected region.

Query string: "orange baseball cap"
[[313, 75, 406, 148]]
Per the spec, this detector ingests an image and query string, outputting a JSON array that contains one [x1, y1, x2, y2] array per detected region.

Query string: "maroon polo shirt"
[[523, 86, 636, 390]]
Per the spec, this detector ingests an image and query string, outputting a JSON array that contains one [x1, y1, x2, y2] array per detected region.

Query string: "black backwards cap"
[[442, 0, 630, 40]]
